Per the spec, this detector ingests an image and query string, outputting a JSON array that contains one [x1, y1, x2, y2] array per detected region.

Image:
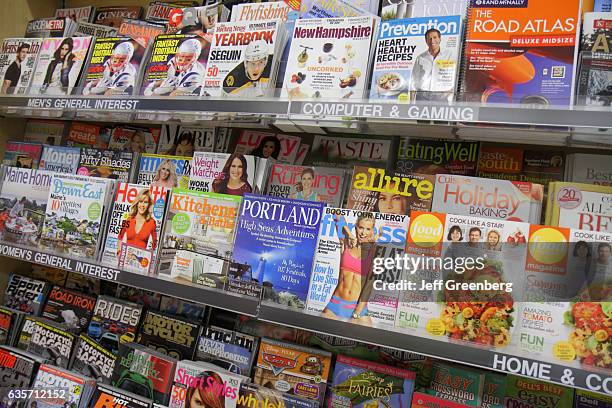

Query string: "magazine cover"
[[108, 125, 160, 154], [309, 135, 392, 169], [141, 34, 211, 96], [196, 325, 257, 377], [370, 15, 462, 102], [329, 355, 416, 408], [3, 274, 49, 315], [574, 390, 612, 407], [305, 207, 409, 326], [236, 382, 317, 408], [266, 163, 346, 206], [381, 0, 468, 20], [431, 174, 544, 223], [188, 152, 256, 196], [158, 188, 241, 289], [118, 18, 165, 48], [116, 284, 162, 310], [426, 362, 485, 407], [159, 296, 206, 321], [137, 153, 191, 189], [112, 343, 177, 405], [146, 1, 200, 23], [40, 173, 111, 258], [3, 141, 42, 169], [39, 145, 81, 173], [0, 307, 17, 345], [65, 272, 100, 296], [201, 19, 285, 98], [31, 364, 95, 408], [576, 52, 612, 106], [169, 360, 245, 408], [546, 182, 611, 231], [165, 4, 220, 35], [394, 138, 480, 176], [82, 37, 145, 96], [346, 165, 434, 215], [481, 372, 505, 408], [88, 384, 152, 408], [30, 265, 68, 285], [0, 166, 53, 248], [27, 319, 76, 368], [596, 0, 612, 12], [25, 17, 75, 38], [94, 6, 144, 28], [70, 334, 118, 383], [77, 148, 135, 182], [87, 296, 143, 354], [158, 125, 215, 156], [137, 310, 201, 361], [16, 316, 38, 350], [0, 38, 42, 94], [55, 6, 95, 23], [566, 153, 612, 185], [0, 346, 43, 398], [581, 12, 611, 53], [281, 15, 377, 100], [229, 194, 324, 305], [462, 0, 582, 106], [234, 130, 301, 163], [253, 338, 331, 405], [41, 285, 96, 332], [411, 392, 472, 408], [23, 119, 67, 145], [64, 121, 112, 148], [503, 376, 574, 407], [75, 21, 118, 38], [230, 1, 294, 22], [29, 36, 92, 95]]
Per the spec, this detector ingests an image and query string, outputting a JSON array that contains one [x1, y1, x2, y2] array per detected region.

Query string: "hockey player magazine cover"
[[201, 19, 286, 97], [82, 37, 144, 96], [0, 38, 42, 94]]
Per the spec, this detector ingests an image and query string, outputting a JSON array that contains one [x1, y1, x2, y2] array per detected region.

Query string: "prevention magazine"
[[82, 37, 145, 96], [157, 188, 241, 289], [0, 38, 42, 94], [40, 173, 113, 259], [461, 0, 582, 106], [141, 34, 211, 97], [280, 15, 377, 100], [234, 130, 301, 163], [0, 166, 53, 248], [431, 174, 544, 223], [137, 153, 191, 189], [369, 15, 463, 103], [29, 36, 92, 95], [101, 183, 168, 270], [229, 194, 324, 305], [394, 138, 479, 176], [188, 152, 256, 196], [39, 145, 81, 173], [266, 163, 346, 207], [200, 19, 286, 98]]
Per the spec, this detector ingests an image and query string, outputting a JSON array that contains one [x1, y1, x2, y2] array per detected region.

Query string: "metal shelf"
[[0, 240, 259, 317], [258, 302, 612, 397]]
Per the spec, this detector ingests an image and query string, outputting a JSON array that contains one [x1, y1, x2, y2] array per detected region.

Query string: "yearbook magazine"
[[229, 194, 324, 305], [370, 15, 463, 103], [39, 145, 81, 173], [29, 36, 93, 95], [188, 152, 256, 196], [0, 38, 42, 94], [137, 153, 192, 189]]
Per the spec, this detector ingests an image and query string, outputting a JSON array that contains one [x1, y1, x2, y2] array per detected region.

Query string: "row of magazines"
[[3, 269, 608, 408], [0, 150, 610, 367], [2, 0, 611, 106]]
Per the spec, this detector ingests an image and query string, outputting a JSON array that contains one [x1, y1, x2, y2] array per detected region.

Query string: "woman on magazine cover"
[[212, 154, 252, 196], [185, 371, 225, 408], [42, 37, 75, 95], [152, 159, 178, 189], [322, 213, 379, 324], [117, 189, 157, 256], [250, 135, 280, 159], [291, 168, 318, 201]]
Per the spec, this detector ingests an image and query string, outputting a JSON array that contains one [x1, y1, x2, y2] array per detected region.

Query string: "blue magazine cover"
[[228, 194, 324, 307]]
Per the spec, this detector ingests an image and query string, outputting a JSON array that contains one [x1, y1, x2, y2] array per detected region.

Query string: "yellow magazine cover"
[[546, 182, 611, 232]]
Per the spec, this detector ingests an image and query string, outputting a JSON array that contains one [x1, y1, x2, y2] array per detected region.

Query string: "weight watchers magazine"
[[158, 188, 241, 288], [266, 163, 346, 207], [137, 153, 191, 189], [188, 152, 256, 196], [281, 15, 377, 100], [0, 38, 42, 94], [370, 15, 462, 103], [201, 19, 286, 98], [29, 36, 93, 96]]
